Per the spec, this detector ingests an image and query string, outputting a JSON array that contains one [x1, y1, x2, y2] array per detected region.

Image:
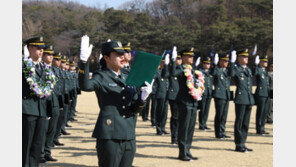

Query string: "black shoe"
[[266, 119, 273, 124], [199, 127, 205, 130], [216, 135, 224, 140], [187, 154, 198, 160], [256, 132, 266, 136], [235, 147, 247, 153], [244, 147, 253, 152], [39, 158, 47, 163], [171, 141, 178, 145], [45, 155, 58, 161], [66, 124, 72, 127], [151, 123, 156, 127], [61, 131, 71, 135], [263, 131, 270, 135], [53, 141, 64, 146], [143, 119, 148, 122], [162, 130, 170, 134], [178, 155, 191, 161], [70, 118, 78, 122], [156, 132, 164, 136], [204, 127, 211, 130], [223, 135, 231, 138]]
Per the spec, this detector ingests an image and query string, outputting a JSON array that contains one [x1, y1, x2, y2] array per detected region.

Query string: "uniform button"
[[122, 96, 126, 100], [171, 89, 173, 92], [122, 115, 126, 118], [122, 106, 126, 109], [122, 87, 125, 90]]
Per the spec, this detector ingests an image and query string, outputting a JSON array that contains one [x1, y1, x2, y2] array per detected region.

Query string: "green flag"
[[125, 51, 164, 87]]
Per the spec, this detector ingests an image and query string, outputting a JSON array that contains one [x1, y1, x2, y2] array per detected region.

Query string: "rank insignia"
[[106, 119, 112, 126]]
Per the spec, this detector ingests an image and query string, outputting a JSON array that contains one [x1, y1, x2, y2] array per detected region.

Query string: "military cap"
[[238, 48, 249, 57], [69, 61, 75, 66], [61, 55, 67, 63], [101, 41, 125, 56], [177, 53, 182, 59], [53, 52, 62, 60], [123, 42, 132, 52], [66, 58, 70, 65], [220, 54, 230, 61], [259, 55, 268, 62], [181, 47, 195, 56], [202, 56, 211, 64], [24, 36, 46, 48], [43, 45, 55, 55]]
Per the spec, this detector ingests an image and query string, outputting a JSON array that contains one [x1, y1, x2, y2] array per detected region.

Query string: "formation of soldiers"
[[22, 36, 80, 166], [22, 35, 273, 167]]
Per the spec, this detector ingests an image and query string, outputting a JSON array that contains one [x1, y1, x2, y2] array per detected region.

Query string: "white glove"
[[164, 53, 170, 65], [231, 50, 237, 63], [80, 35, 93, 61], [255, 55, 260, 65], [24, 45, 30, 59], [195, 57, 200, 67], [214, 53, 219, 65], [107, 39, 111, 42], [99, 53, 103, 61], [141, 80, 154, 101], [172, 46, 177, 61]]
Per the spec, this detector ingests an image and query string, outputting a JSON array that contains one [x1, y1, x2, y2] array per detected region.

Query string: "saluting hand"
[[214, 53, 219, 65], [231, 50, 237, 63], [172, 46, 177, 61], [195, 57, 200, 67], [24, 45, 30, 59], [80, 35, 93, 62], [164, 53, 170, 65], [255, 55, 260, 65], [99, 53, 103, 61], [141, 80, 154, 101]]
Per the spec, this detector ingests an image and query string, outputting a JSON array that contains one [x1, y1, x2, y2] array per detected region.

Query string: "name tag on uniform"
[[108, 83, 117, 87]]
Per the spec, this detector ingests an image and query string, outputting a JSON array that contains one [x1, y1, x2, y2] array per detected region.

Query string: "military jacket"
[[199, 68, 213, 97], [22, 60, 47, 117], [79, 62, 146, 140], [172, 63, 198, 107], [230, 63, 255, 105], [253, 66, 270, 98], [167, 61, 179, 100], [211, 66, 232, 100], [61, 70, 71, 104], [155, 64, 170, 99]]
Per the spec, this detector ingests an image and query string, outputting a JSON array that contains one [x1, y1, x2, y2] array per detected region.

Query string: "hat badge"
[[226, 54, 229, 58], [117, 41, 123, 47], [245, 49, 248, 52], [106, 119, 112, 126], [190, 47, 194, 52], [50, 46, 53, 50], [40, 36, 43, 41], [127, 42, 130, 46]]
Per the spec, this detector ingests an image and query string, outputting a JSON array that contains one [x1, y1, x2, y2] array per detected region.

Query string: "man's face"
[[42, 54, 53, 64], [53, 59, 61, 67], [176, 58, 182, 65], [260, 61, 268, 68], [124, 52, 132, 62], [219, 60, 229, 68], [182, 55, 194, 65], [28, 45, 44, 61], [65, 64, 69, 70], [268, 66, 273, 72], [238, 56, 248, 65], [60, 62, 66, 69], [70, 66, 76, 71], [202, 63, 211, 69]]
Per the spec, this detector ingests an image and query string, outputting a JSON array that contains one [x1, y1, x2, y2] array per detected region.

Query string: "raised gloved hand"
[[231, 50, 237, 63], [99, 53, 103, 61], [80, 35, 93, 62], [107, 39, 111, 42], [255, 55, 260, 65], [141, 80, 154, 101], [172, 46, 177, 61], [195, 57, 200, 67], [214, 53, 219, 65], [164, 53, 170, 65], [24, 45, 30, 59]]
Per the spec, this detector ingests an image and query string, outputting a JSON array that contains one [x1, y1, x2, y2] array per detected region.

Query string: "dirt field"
[[41, 88, 273, 167]]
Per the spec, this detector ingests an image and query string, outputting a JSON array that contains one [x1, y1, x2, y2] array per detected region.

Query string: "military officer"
[[172, 47, 200, 161], [198, 56, 213, 130], [168, 47, 181, 144], [230, 49, 255, 153], [266, 62, 273, 124], [155, 53, 170, 135], [22, 36, 49, 167], [78, 35, 152, 167], [150, 70, 158, 127], [122, 42, 132, 74], [212, 54, 232, 139], [253, 55, 271, 135], [69, 61, 78, 122]]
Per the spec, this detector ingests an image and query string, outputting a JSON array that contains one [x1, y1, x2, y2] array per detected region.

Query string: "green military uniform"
[[198, 57, 213, 130], [68, 61, 78, 122], [211, 54, 232, 138], [230, 49, 255, 152], [79, 41, 146, 167], [266, 62, 273, 123], [22, 36, 49, 167], [253, 55, 271, 135], [150, 74, 158, 126], [168, 56, 181, 144], [172, 47, 199, 160], [155, 60, 170, 135]]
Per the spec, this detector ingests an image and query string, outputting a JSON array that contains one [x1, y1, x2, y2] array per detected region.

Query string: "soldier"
[[172, 47, 204, 161], [168, 47, 181, 144], [198, 56, 213, 130], [212, 54, 232, 139], [78, 35, 152, 167], [150, 70, 158, 127], [155, 53, 170, 135], [69, 61, 79, 122], [230, 49, 255, 153], [122, 42, 132, 74], [253, 55, 271, 135], [22, 36, 50, 166], [266, 62, 273, 124], [39, 45, 60, 162]]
